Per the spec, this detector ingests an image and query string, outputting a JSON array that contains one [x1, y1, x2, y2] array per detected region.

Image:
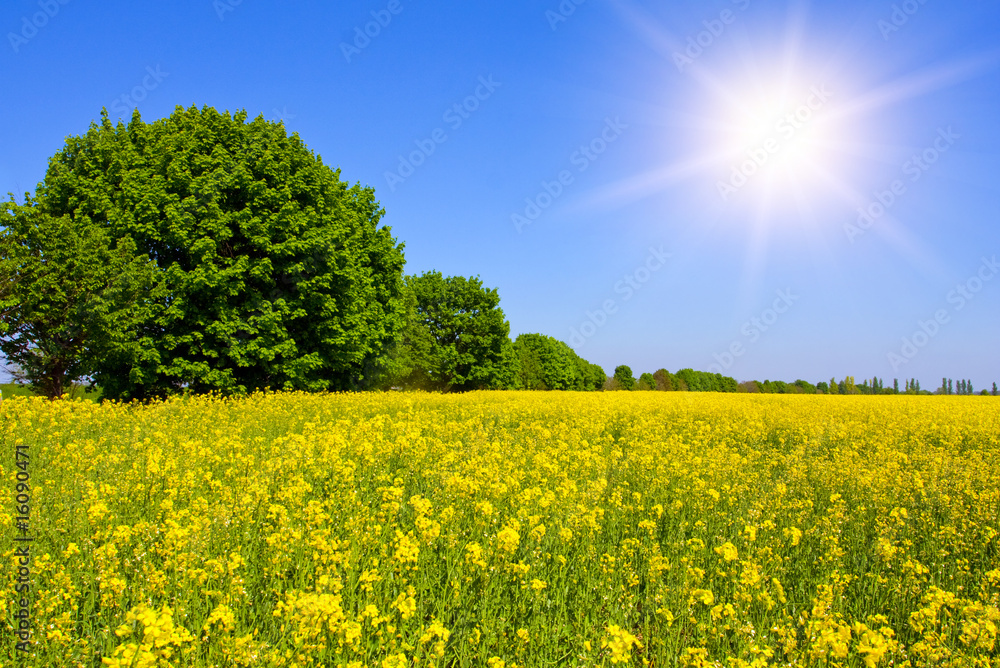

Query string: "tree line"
[[1, 106, 995, 400], [0, 106, 611, 399], [604, 370, 999, 396]]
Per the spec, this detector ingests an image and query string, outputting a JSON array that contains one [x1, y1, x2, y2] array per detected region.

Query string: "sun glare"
[[708, 76, 844, 207], [569, 5, 996, 276]]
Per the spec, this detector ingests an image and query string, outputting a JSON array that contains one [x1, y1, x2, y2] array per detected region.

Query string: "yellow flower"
[[714, 542, 738, 562], [602, 624, 642, 664], [496, 527, 520, 554], [393, 589, 417, 620], [690, 589, 715, 605], [393, 530, 420, 565], [529, 523, 546, 541], [382, 652, 408, 668]]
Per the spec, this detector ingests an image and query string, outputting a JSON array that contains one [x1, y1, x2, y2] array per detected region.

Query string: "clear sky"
[[2, 0, 999, 390]]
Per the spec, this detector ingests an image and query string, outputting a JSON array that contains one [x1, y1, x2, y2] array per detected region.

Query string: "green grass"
[[0, 382, 102, 401]]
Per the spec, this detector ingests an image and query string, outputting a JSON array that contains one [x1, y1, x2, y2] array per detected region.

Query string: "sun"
[[566, 7, 995, 271], [708, 76, 843, 206]]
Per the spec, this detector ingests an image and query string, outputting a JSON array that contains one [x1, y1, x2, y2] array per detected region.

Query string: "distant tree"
[[577, 361, 606, 391], [637, 372, 656, 391], [757, 379, 787, 394], [948, 378, 953, 395], [495, 338, 522, 390], [396, 271, 510, 392], [652, 369, 674, 391], [675, 368, 701, 392], [738, 380, 761, 393], [793, 379, 817, 394], [507, 333, 603, 391], [511, 334, 569, 390], [613, 365, 636, 391], [816, 381, 829, 394], [829, 377, 840, 395], [993, 382, 998, 396], [0, 201, 163, 398], [673, 368, 738, 393], [893, 378, 899, 394], [967, 379, 973, 395]]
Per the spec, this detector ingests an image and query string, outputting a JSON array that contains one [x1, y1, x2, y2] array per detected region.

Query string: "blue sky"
[[2, 0, 999, 390]]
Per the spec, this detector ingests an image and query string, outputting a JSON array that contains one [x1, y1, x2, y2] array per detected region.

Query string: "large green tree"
[[510, 333, 604, 391], [394, 271, 510, 392], [0, 200, 162, 398], [613, 365, 636, 391], [27, 106, 405, 399]]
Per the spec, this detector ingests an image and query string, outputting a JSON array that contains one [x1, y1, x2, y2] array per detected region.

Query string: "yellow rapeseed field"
[[1, 391, 999, 667]]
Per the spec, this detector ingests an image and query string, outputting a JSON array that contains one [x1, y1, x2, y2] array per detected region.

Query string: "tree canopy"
[[613, 365, 636, 391], [0, 201, 162, 398], [14, 106, 406, 399], [393, 271, 510, 392], [510, 333, 604, 391]]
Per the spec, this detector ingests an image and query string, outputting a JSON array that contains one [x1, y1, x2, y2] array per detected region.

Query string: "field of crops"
[[1, 392, 998, 667]]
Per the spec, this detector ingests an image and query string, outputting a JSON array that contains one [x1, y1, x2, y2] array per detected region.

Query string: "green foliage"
[[674, 368, 739, 393], [29, 106, 405, 399], [637, 372, 656, 391], [613, 365, 636, 391], [495, 338, 522, 391], [652, 369, 674, 391], [394, 271, 509, 392], [0, 199, 162, 398], [793, 379, 817, 394], [508, 333, 604, 391]]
